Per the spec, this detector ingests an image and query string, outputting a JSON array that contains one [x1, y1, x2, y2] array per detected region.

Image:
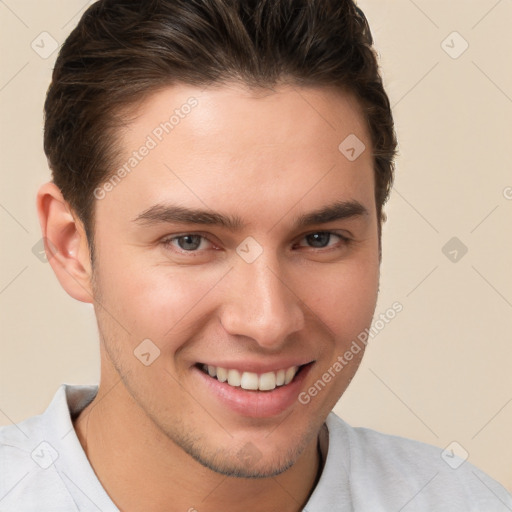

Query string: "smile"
[[199, 364, 303, 391], [194, 361, 314, 418]]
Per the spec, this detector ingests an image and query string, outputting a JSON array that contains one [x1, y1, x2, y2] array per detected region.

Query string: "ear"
[[36, 182, 94, 303]]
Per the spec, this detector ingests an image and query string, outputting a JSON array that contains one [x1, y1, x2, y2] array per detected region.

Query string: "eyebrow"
[[133, 199, 368, 230], [293, 200, 368, 229]]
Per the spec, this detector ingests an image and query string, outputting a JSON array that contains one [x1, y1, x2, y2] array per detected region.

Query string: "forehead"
[[124, 82, 370, 156], [99, 83, 376, 227]]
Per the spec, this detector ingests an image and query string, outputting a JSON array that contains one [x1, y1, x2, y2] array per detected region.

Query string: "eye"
[[297, 231, 348, 249], [162, 234, 213, 252]]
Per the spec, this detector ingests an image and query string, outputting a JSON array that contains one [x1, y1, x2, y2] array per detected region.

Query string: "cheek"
[[93, 248, 227, 345], [298, 256, 380, 343]]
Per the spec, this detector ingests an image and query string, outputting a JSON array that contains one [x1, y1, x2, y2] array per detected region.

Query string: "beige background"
[[1, 0, 511, 492]]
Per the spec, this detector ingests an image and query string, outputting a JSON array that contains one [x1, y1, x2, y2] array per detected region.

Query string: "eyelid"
[[297, 229, 351, 242]]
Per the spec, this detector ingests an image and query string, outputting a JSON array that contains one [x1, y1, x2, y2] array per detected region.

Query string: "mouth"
[[193, 360, 315, 418], [197, 363, 309, 392]]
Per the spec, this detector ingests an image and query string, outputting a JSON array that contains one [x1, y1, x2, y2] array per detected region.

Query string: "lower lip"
[[193, 364, 313, 419]]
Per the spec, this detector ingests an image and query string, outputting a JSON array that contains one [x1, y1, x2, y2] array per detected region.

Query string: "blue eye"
[[298, 232, 347, 249], [305, 232, 331, 248], [164, 234, 211, 252], [176, 235, 203, 250]]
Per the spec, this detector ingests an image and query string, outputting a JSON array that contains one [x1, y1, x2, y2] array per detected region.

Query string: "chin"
[[159, 417, 314, 479], [185, 442, 301, 479]]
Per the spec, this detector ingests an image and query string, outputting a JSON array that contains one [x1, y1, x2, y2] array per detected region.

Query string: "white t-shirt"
[[1, 385, 511, 511]]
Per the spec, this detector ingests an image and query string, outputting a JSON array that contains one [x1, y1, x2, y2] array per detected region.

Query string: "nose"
[[219, 257, 305, 349]]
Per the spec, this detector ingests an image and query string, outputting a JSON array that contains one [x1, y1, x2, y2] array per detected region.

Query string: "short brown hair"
[[44, 0, 396, 242]]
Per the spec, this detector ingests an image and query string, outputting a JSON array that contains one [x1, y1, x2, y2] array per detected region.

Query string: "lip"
[[193, 362, 314, 419]]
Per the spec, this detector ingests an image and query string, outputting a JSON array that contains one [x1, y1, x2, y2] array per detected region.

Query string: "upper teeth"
[[203, 365, 299, 391]]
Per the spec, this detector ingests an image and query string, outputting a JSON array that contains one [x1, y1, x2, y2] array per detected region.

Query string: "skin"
[[37, 83, 380, 512]]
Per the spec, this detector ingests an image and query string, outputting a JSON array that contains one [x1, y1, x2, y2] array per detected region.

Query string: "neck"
[[74, 376, 321, 512]]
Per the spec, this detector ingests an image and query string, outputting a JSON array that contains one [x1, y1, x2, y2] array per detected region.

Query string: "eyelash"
[[160, 231, 351, 255]]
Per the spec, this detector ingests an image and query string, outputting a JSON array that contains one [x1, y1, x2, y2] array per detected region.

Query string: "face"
[[90, 83, 380, 477]]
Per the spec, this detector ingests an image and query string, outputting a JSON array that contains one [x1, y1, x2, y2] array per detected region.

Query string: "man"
[[1, 0, 510, 510]]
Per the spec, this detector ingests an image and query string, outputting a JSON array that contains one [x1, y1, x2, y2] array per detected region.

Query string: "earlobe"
[[36, 182, 94, 304]]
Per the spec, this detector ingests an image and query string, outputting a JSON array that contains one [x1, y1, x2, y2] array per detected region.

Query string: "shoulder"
[[0, 385, 99, 510], [0, 410, 70, 509], [0, 407, 48, 474], [324, 413, 512, 511]]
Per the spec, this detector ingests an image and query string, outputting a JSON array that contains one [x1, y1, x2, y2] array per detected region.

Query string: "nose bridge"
[[221, 254, 304, 347]]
